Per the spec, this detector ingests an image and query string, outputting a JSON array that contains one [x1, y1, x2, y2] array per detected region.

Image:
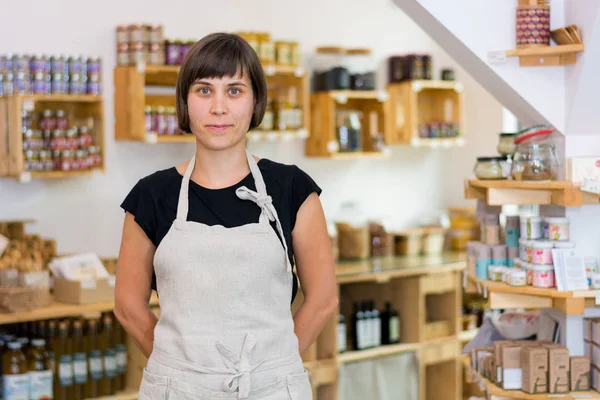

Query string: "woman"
[[115, 32, 338, 399]]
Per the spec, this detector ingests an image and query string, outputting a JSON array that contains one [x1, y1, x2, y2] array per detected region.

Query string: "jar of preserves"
[[55, 110, 68, 130], [275, 41, 291, 66], [31, 130, 43, 151], [66, 128, 79, 151], [117, 44, 130, 66], [165, 107, 177, 135], [60, 150, 74, 171], [144, 106, 153, 133], [129, 42, 148, 66], [165, 40, 180, 65], [39, 150, 53, 171], [42, 130, 52, 150], [88, 146, 102, 169], [257, 33, 274, 65], [149, 43, 164, 65], [128, 24, 148, 43], [52, 150, 61, 170], [51, 129, 67, 152], [40, 110, 56, 131], [79, 126, 93, 149], [474, 157, 508, 180], [149, 24, 164, 44], [75, 149, 88, 170], [22, 129, 34, 151]]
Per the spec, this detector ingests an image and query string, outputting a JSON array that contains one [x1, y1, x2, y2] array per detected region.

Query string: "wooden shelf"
[[86, 389, 139, 400], [0, 293, 159, 325], [338, 342, 421, 364], [467, 274, 599, 315], [247, 129, 309, 142], [115, 65, 309, 142], [506, 44, 585, 67], [0, 95, 105, 180], [468, 365, 600, 399], [327, 151, 389, 160], [387, 80, 464, 146], [465, 179, 600, 207], [325, 90, 389, 102], [458, 329, 479, 342]]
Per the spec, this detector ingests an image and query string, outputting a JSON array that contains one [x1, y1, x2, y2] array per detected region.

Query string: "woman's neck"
[[189, 141, 251, 189]]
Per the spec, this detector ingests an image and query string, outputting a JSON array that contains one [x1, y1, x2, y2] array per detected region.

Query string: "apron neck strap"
[[176, 150, 266, 221]]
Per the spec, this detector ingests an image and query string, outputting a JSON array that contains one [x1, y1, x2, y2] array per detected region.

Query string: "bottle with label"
[[3, 341, 29, 400], [337, 313, 346, 353], [54, 320, 74, 400], [381, 302, 401, 345], [28, 338, 53, 400], [371, 301, 381, 348], [352, 302, 365, 351], [114, 315, 128, 391], [362, 302, 373, 349], [71, 320, 88, 399], [259, 101, 274, 131], [85, 318, 102, 398], [44, 321, 57, 378], [100, 314, 117, 396]]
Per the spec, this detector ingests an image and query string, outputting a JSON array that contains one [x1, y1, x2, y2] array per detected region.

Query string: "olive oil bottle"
[[28, 338, 53, 400], [44, 321, 57, 378], [114, 316, 128, 391], [85, 318, 102, 398], [72, 320, 88, 399], [54, 320, 74, 400], [3, 341, 29, 400], [100, 314, 117, 396]]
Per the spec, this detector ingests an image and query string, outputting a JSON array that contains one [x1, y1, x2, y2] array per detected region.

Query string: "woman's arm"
[[291, 192, 339, 355], [114, 212, 158, 358]]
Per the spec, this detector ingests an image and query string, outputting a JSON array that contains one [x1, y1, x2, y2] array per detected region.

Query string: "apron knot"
[[236, 187, 275, 221], [216, 333, 258, 399]]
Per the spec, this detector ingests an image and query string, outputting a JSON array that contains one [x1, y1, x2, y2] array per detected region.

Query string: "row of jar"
[[236, 32, 301, 67], [0, 54, 101, 76], [418, 122, 461, 139], [22, 128, 95, 152], [0, 71, 101, 96], [488, 264, 556, 289], [478, 214, 570, 249], [24, 148, 102, 172]]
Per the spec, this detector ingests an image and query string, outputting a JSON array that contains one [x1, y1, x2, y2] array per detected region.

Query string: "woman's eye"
[[229, 88, 240, 95], [199, 88, 211, 95]]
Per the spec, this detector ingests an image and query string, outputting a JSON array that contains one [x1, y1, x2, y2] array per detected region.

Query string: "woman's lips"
[[206, 124, 232, 132]]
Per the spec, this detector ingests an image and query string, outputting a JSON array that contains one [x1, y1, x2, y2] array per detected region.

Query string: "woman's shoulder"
[[134, 167, 182, 196], [258, 158, 321, 196]]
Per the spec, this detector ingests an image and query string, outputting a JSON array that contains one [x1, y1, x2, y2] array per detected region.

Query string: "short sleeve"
[[120, 180, 158, 246], [291, 166, 322, 213]]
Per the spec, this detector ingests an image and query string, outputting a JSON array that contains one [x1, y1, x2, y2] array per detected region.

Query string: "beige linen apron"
[[138, 150, 312, 399]]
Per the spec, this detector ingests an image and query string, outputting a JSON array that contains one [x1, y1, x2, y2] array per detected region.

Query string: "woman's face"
[[187, 70, 254, 151]]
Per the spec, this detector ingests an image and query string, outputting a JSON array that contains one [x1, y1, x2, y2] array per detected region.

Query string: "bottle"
[[100, 314, 117, 395], [15, 338, 29, 353], [363, 302, 373, 349], [337, 313, 346, 353], [28, 338, 53, 400], [44, 321, 57, 379], [260, 101, 274, 131], [3, 341, 29, 400], [85, 318, 102, 398], [352, 302, 364, 351], [54, 320, 74, 400], [72, 320, 88, 399], [389, 303, 401, 344], [114, 316, 128, 391], [371, 302, 381, 347]]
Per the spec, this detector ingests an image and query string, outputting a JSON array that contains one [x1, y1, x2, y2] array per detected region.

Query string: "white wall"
[[0, 0, 502, 257]]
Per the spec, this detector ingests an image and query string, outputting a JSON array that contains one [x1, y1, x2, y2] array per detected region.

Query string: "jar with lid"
[[51, 129, 67, 152], [66, 128, 79, 151], [23, 150, 38, 171], [149, 43, 164, 65], [474, 157, 509, 180], [312, 47, 350, 91], [152, 106, 166, 135], [129, 24, 148, 43], [144, 106, 153, 133], [55, 110, 67, 130], [335, 201, 370, 260], [60, 150, 74, 171], [346, 48, 376, 91], [511, 143, 560, 181], [165, 40, 180, 65], [39, 150, 53, 171], [532, 265, 555, 288], [88, 146, 102, 169], [274, 41, 291, 66], [509, 270, 526, 287], [116, 25, 129, 44], [544, 217, 569, 241], [21, 109, 33, 133], [40, 109, 56, 131], [289, 42, 301, 67], [336, 110, 362, 153], [148, 24, 164, 44], [497, 133, 517, 156], [257, 33, 275, 65], [117, 44, 130, 66], [129, 43, 148, 66], [165, 107, 177, 135], [75, 149, 88, 170], [79, 126, 93, 148]]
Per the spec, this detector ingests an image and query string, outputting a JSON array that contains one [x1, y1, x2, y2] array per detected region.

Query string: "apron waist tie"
[[151, 333, 298, 399]]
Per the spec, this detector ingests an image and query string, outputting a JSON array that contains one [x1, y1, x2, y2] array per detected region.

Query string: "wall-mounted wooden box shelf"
[[387, 80, 464, 147], [0, 95, 105, 183], [465, 179, 600, 207], [506, 43, 585, 67], [306, 90, 392, 158], [114, 63, 309, 143]]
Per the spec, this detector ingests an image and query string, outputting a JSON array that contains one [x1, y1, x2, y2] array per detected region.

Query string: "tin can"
[[117, 43, 130, 66], [30, 55, 45, 75], [165, 40, 180, 65], [4, 54, 13, 73], [40, 110, 56, 131], [0, 74, 3, 97], [0, 55, 7, 74], [87, 81, 102, 95], [13, 71, 30, 94], [87, 57, 102, 75], [116, 25, 130, 44]]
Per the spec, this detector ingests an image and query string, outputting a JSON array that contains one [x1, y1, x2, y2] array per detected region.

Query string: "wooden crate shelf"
[[337, 342, 421, 364], [467, 274, 600, 315], [468, 364, 600, 399], [306, 90, 392, 158], [114, 64, 309, 142], [86, 389, 139, 400], [465, 179, 600, 207], [0, 95, 105, 180], [387, 80, 464, 146], [506, 44, 585, 67]]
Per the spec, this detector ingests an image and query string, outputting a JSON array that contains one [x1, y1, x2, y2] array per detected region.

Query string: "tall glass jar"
[[511, 143, 560, 181], [346, 48, 376, 90], [311, 47, 350, 91], [335, 202, 370, 260]]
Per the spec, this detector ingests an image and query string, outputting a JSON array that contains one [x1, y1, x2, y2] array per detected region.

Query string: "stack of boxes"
[[470, 340, 590, 394], [584, 318, 600, 389]]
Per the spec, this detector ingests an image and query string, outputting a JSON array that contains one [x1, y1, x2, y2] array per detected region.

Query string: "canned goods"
[[129, 24, 148, 43], [21, 110, 33, 133], [87, 81, 101, 95], [60, 150, 74, 171], [41, 110, 56, 131], [0, 74, 3, 97], [152, 106, 166, 134], [68, 78, 84, 95], [3, 72, 13, 95], [22, 129, 34, 151], [116, 25, 130, 44], [79, 126, 93, 148], [87, 57, 101, 75], [4, 54, 13, 73]]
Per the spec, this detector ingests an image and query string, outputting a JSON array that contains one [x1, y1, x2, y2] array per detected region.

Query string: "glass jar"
[[335, 202, 370, 260], [60, 150, 74, 171], [129, 42, 148, 66], [149, 43, 164, 65], [88, 146, 102, 169], [257, 33, 275, 65], [149, 24, 164, 44], [497, 133, 517, 156], [312, 47, 350, 91], [116, 25, 129, 44], [474, 157, 508, 180], [346, 48, 376, 91], [336, 110, 362, 153], [117, 44, 130, 66], [79, 126, 93, 149], [511, 143, 559, 181]]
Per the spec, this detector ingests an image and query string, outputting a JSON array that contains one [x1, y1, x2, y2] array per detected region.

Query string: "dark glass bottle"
[[54, 320, 74, 400], [85, 318, 102, 398], [72, 320, 88, 399]]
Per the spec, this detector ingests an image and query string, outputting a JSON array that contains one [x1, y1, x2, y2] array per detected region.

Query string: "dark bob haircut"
[[176, 32, 268, 133]]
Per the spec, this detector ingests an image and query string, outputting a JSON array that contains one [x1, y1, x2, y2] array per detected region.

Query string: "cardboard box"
[[593, 366, 600, 391], [502, 345, 523, 390], [549, 348, 570, 394], [53, 277, 115, 304], [541, 343, 562, 349], [585, 340, 592, 359], [474, 348, 492, 373], [494, 340, 515, 385], [571, 356, 591, 391], [593, 343, 600, 369], [584, 318, 593, 342], [522, 347, 548, 394], [593, 320, 600, 345]]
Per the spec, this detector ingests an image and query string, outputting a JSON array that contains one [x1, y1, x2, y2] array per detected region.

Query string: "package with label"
[[473, 348, 493, 373], [592, 320, 600, 345], [522, 347, 548, 394], [593, 344, 600, 369], [502, 345, 523, 390], [571, 356, 591, 391], [585, 340, 592, 359], [584, 318, 593, 342], [494, 340, 515, 385], [548, 348, 570, 393]]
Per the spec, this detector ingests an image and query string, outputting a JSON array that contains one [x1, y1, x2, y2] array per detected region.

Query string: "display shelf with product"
[[114, 61, 309, 143], [506, 44, 585, 67], [0, 94, 105, 182], [386, 79, 464, 146]]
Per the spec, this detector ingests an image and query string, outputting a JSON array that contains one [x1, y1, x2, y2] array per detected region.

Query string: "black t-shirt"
[[120, 158, 322, 303]]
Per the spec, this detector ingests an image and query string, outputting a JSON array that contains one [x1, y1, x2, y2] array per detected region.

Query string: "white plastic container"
[[544, 217, 570, 241], [521, 216, 542, 239]]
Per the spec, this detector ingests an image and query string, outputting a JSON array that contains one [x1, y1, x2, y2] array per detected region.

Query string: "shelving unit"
[[0, 94, 105, 181], [114, 63, 309, 143], [467, 274, 599, 315], [386, 80, 464, 147], [465, 179, 600, 207], [306, 90, 392, 158], [506, 44, 585, 67]]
